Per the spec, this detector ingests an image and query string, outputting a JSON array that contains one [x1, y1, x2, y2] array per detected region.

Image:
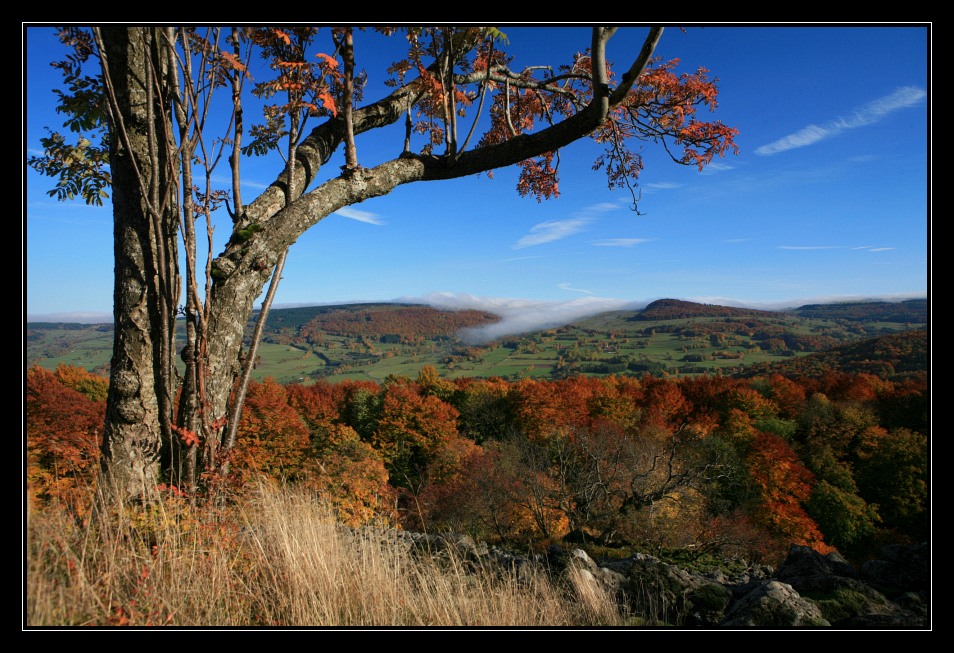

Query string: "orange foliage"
[[26, 366, 104, 514], [301, 425, 397, 527], [587, 376, 644, 429], [373, 380, 461, 488], [286, 380, 342, 433], [764, 374, 808, 419], [747, 431, 832, 554], [52, 363, 109, 402], [228, 378, 310, 488], [638, 376, 691, 430]]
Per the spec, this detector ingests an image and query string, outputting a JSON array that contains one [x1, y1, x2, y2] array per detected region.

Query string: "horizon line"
[[26, 292, 928, 325]]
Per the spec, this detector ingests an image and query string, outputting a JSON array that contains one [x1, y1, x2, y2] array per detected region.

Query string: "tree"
[[30, 26, 738, 502], [26, 366, 105, 514]]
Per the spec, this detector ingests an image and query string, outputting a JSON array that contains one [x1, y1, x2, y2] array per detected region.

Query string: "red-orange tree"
[[31, 26, 738, 501], [26, 366, 105, 515], [746, 431, 831, 556]]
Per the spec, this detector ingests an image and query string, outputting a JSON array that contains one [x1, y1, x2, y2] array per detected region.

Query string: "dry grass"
[[25, 482, 624, 627]]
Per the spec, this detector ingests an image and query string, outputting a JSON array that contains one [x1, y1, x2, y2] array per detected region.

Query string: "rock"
[[860, 542, 929, 595], [720, 581, 831, 627], [622, 555, 732, 626], [774, 544, 857, 591]]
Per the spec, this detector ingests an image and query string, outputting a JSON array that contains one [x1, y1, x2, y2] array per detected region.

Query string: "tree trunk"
[[99, 27, 180, 503], [90, 26, 669, 499]]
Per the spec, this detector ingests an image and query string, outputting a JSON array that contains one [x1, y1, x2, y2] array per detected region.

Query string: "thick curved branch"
[[203, 27, 665, 410], [225, 26, 667, 267], [609, 26, 664, 105], [241, 30, 485, 225]]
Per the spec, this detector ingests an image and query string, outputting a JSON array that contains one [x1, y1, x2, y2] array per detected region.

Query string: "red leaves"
[[170, 424, 200, 447], [516, 152, 559, 202], [248, 28, 341, 125], [316, 90, 337, 117], [26, 366, 104, 512], [747, 431, 831, 553]]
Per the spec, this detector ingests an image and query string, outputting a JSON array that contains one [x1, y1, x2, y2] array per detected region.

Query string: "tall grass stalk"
[[26, 482, 623, 627]]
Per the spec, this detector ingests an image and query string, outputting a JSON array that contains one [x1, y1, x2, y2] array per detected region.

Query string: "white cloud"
[[698, 162, 735, 174], [645, 182, 682, 190], [781, 244, 897, 252], [405, 292, 642, 343], [512, 202, 619, 249], [557, 283, 593, 295], [592, 238, 651, 247], [334, 207, 385, 225], [499, 255, 545, 262], [756, 86, 926, 155], [512, 218, 591, 249], [758, 125, 831, 155]]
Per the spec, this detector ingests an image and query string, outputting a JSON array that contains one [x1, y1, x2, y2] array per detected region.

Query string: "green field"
[[27, 299, 927, 384]]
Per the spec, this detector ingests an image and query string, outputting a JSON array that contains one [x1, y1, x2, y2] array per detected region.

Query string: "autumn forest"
[[27, 300, 929, 571]]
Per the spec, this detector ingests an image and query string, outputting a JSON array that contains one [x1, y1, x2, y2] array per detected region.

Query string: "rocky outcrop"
[[860, 542, 930, 595], [721, 581, 830, 627], [343, 525, 930, 628], [773, 544, 929, 628]]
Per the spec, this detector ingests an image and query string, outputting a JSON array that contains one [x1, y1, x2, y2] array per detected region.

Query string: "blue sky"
[[24, 25, 930, 327]]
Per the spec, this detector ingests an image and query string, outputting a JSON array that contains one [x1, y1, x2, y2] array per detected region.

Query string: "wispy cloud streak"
[[778, 245, 843, 250], [557, 283, 594, 295], [512, 218, 591, 249], [756, 86, 926, 155], [780, 244, 895, 252], [335, 207, 385, 225], [512, 202, 618, 249], [592, 238, 651, 247]]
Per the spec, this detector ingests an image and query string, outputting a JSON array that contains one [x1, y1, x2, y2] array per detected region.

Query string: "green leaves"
[[482, 27, 509, 45], [30, 28, 111, 206], [28, 129, 111, 206]]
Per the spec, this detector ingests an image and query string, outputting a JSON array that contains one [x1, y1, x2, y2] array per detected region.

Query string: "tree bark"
[[98, 27, 180, 502], [94, 26, 666, 498], [197, 26, 664, 467]]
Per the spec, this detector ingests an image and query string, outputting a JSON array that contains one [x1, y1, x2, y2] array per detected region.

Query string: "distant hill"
[[262, 303, 500, 343], [734, 329, 928, 380], [27, 298, 928, 384], [792, 298, 927, 323], [634, 299, 779, 321]]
